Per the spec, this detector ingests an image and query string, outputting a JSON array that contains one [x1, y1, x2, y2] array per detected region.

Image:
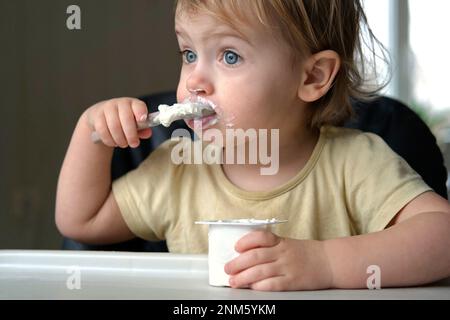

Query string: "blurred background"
[[1, 0, 449, 249]]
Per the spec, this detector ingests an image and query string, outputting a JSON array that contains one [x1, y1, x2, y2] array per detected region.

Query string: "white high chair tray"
[[1, 250, 449, 300]]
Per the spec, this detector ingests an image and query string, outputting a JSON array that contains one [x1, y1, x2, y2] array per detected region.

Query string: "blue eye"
[[223, 50, 240, 65], [182, 50, 197, 64]]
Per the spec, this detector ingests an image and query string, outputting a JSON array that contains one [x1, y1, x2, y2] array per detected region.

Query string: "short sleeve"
[[112, 139, 180, 241], [345, 132, 432, 234]]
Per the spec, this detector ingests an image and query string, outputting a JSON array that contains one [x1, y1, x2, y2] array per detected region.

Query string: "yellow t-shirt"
[[112, 126, 432, 253]]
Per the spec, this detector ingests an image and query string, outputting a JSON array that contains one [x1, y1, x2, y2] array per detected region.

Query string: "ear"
[[297, 50, 341, 103]]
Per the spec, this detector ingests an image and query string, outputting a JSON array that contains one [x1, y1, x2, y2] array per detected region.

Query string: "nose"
[[186, 65, 214, 96]]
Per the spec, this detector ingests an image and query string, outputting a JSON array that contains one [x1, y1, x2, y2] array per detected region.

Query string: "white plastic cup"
[[195, 219, 287, 287]]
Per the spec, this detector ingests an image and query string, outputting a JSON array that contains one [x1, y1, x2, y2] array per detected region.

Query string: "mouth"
[[185, 114, 219, 130], [184, 96, 220, 130]]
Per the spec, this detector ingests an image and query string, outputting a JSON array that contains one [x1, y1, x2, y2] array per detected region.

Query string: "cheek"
[[176, 73, 188, 103], [228, 75, 296, 128], [176, 86, 184, 104], [223, 96, 271, 130], [251, 71, 298, 113], [236, 79, 278, 115]]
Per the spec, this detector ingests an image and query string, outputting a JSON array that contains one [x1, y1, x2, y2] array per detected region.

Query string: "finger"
[[228, 261, 281, 289], [132, 99, 152, 142], [249, 276, 288, 292], [94, 112, 116, 147], [138, 128, 152, 140], [118, 101, 140, 148], [225, 247, 276, 276], [131, 99, 149, 122], [104, 103, 127, 148], [235, 230, 281, 253]]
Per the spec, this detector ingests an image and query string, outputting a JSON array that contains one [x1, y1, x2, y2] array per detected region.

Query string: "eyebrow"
[[175, 26, 253, 47]]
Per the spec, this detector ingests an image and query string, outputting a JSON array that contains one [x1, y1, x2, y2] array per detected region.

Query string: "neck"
[[221, 123, 320, 192]]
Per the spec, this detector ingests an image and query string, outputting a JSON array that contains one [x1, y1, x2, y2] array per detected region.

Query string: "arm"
[[324, 191, 450, 288], [55, 98, 152, 244], [225, 191, 450, 291]]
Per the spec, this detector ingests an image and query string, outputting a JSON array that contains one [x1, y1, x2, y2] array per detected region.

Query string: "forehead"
[[174, 1, 272, 42], [175, 0, 264, 26], [175, 13, 248, 41], [174, 1, 295, 59]]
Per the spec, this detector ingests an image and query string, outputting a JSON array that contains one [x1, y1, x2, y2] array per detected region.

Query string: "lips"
[[184, 95, 220, 130], [186, 114, 218, 129], [193, 96, 218, 110]]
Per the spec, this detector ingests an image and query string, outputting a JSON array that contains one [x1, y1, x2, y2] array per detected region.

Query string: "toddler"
[[56, 0, 450, 291]]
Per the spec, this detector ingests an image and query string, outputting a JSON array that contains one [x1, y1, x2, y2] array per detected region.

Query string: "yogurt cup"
[[195, 219, 287, 287]]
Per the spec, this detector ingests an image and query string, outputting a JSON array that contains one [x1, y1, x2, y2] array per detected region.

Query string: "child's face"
[[175, 11, 305, 136]]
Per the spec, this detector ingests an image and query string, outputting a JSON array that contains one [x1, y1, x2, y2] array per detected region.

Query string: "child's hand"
[[224, 230, 333, 291], [86, 97, 152, 148]]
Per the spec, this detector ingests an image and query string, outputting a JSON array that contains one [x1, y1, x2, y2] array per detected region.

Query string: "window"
[[364, 0, 450, 193], [409, 0, 450, 112], [362, 0, 393, 96], [364, 0, 450, 113]]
